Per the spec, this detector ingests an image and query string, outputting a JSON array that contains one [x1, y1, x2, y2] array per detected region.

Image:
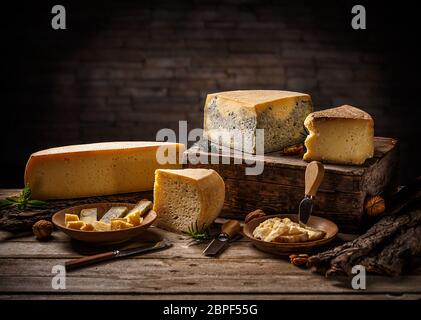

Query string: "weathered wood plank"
[[187, 163, 363, 194], [185, 137, 398, 233], [223, 178, 365, 214], [0, 237, 275, 260], [1, 293, 420, 300], [0, 258, 419, 294]]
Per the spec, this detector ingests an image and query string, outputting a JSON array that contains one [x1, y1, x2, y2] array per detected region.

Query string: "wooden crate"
[[184, 137, 399, 233]]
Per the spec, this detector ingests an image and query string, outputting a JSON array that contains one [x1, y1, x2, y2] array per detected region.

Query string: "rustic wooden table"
[[0, 190, 420, 300]]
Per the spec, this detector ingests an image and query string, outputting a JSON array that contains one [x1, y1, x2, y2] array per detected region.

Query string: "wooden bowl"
[[52, 202, 157, 245], [243, 214, 338, 255]]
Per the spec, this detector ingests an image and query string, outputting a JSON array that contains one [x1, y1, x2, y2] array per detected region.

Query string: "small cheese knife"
[[298, 161, 325, 224], [65, 239, 172, 271], [203, 220, 241, 256]]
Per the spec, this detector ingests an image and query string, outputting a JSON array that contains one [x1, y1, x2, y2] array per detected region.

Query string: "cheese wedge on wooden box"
[[25, 142, 185, 200], [153, 169, 225, 233], [303, 105, 374, 165], [204, 90, 313, 154]]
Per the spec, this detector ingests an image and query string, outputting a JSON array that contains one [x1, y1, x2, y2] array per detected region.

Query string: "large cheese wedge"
[[25, 142, 185, 200], [153, 169, 225, 233], [303, 105, 374, 165], [204, 90, 313, 154]]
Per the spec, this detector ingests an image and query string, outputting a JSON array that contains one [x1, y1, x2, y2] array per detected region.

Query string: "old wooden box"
[[184, 137, 399, 233]]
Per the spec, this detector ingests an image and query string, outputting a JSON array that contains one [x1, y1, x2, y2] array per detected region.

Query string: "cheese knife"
[[298, 161, 325, 224], [65, 239, 172, 271], [203, 220, 241, 256]]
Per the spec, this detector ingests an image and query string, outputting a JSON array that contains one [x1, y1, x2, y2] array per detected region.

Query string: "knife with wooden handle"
[[298, 161, 325, 224], [65, 239, 171, 271], [203, 220, 241, 256]]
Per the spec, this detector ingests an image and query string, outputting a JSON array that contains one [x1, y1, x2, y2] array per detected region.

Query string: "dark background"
[[1, 0, 420, 187]]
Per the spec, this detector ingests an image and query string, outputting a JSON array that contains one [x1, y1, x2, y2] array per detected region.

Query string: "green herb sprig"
[[0, 185, 48, 211], [185, 221, 211, 241]]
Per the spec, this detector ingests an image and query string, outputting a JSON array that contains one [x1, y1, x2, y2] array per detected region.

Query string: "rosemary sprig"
[[0, 185, 48, 211], [185, 221, 211, 241]]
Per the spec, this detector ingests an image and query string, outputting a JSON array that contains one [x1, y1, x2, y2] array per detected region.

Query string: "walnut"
[[281, 143, 304, 156], [32, 220, 54, 240], [365, 195, 386, 217], [245, 209, 266, 224], [289, 254, 309, 267]]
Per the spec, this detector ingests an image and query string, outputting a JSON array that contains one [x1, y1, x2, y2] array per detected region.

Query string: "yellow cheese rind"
[[204, 90, 313, 154], [153, 169, 225, 233], [24, 141, 185, 200], [303, 105, 374, 165]]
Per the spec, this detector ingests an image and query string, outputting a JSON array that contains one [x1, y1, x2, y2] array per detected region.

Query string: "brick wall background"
[[2, 0, 421, 186]]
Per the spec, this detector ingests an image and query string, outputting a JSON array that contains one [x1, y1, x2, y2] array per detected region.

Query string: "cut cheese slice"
[[24, 141, 185, 200], [153, 169, 225, 233], [80, 208, 97, 224], [204, 90, 313, 154], [303, 105, 374, 165], [100, 207, 128, 224]]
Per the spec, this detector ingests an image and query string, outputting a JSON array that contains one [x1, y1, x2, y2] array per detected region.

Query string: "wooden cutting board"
[[184, 137, 399, 233]]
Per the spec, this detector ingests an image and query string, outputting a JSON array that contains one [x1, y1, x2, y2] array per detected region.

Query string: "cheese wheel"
[[153, 168, 225, 233], [303, 105, 374, 165], [24, 141, 185, 199], [204, 90, 313, 154]]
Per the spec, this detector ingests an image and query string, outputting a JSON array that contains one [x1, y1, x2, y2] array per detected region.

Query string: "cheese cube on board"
[[204, 90, 313, 154], [153, 169, 225, 233], [303, 105, 374, 165], [24, 141, 185, 200]]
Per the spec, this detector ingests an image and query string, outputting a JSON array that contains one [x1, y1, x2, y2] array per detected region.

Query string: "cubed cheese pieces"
[[80, 223, 95, 231], [303, 105, 374, 165], [126, 211, 144, 226], [66, 221, 85, 230], [65, 214, 79, 224], [80, 208, 97, 224], [92, 221, 111, 231], [24, 141, 185, 200], [110, 219, 134, 230], [204, 90, 313, 154], [153, 168, 225, 233], [100, 206, 128, 224]]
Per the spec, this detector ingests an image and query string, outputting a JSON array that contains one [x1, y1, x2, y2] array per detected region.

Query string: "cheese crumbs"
[[253, 217, 326, 243]]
